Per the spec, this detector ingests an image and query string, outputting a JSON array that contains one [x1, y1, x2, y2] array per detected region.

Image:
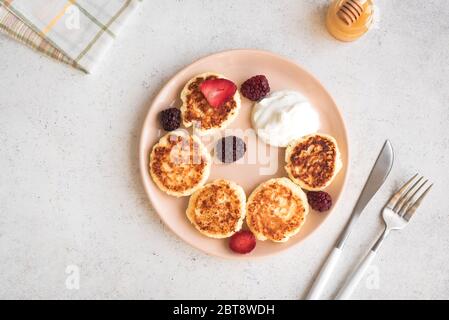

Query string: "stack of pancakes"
[[181, 73, 241, 135], [187, 180, 246, 238], [149, 131, 211, 197], [246, 178, 309, 242], [285, 133, 342, 191], [149, 74, 343, 245]]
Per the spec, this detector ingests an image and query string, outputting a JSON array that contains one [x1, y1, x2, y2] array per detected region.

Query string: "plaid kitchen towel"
[[0, 0, 139, 73]]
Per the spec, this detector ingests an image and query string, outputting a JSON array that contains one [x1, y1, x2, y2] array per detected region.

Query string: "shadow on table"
[[127, 84, 163, 224]]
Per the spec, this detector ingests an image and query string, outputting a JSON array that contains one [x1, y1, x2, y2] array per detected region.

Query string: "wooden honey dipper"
[[337, 0, 367, 26]]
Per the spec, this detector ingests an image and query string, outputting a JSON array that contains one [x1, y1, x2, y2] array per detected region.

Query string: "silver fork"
[[335, 174, 433, 300]]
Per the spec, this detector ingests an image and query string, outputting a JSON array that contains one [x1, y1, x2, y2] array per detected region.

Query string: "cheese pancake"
[[149, 131, 211, 197], [180, 73, 241, 135], [285, 133, 342, 191], [186, 180, 246, 239], [246, 178, 309, 243]]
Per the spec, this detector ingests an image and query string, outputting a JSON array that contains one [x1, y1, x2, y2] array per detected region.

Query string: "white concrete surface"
[[0, 0, 448, 300]]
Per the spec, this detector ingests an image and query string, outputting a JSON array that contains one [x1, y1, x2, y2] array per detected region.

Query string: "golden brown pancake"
[[186, 179, 246, 238], [285, 133, 342, 191], [180, 73, 241, 135], [246, 178, 309, 242], [149, 131, 211, 197]]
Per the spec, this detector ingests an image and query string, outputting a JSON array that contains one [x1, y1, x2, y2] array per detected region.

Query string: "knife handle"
[[305, 247, 342, 300], [335, 249, 377, 300]]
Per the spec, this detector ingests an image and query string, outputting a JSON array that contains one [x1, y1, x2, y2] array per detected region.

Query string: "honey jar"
[[326, 0, 375, 42]]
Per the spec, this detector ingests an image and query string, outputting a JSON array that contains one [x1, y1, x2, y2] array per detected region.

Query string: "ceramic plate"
[[139, 49, 348, 259]]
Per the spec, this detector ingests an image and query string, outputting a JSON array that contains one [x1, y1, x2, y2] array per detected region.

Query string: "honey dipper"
[[337, 0, 366, 26]]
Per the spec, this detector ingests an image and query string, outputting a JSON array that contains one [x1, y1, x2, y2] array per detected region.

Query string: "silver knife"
[[305, 140, 394, 300]]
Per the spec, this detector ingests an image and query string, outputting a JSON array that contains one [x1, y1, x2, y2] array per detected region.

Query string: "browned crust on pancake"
[[187, 180, 245, 237], [286, 134, 338, 190], [247, 179, 307, 242], [150, 133, 209, 196], [182, 75, 238, 131]]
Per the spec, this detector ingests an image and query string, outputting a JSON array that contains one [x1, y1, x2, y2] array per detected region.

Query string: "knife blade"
[[306, 140, 394, 300], [336, 140, 394, 248]]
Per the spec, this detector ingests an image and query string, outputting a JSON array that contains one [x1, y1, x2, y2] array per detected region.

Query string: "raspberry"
[[159, 107, 181, 131], [229, 230, 256, 254], [307, 191, 333, 212], [240, 75, 270, 101], [215, 136, 247, 163]]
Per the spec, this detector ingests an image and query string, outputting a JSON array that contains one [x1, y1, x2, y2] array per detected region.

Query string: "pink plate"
[[139, 49, 349, 259]]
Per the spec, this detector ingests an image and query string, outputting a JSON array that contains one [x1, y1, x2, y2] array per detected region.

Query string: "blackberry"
[[159, 107, 181, 131], [240, 75, 270, 101], [307, 191, 333, 212], [216, 136, 246, 164]]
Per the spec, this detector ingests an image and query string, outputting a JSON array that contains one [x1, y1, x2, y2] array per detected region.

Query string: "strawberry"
[[229, 230, 257, 254], [199, 78, 237, 108]]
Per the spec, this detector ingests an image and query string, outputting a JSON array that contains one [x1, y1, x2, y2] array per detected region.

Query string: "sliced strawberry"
[[229, 230, 257, 254], [199, 78, 237, 108]]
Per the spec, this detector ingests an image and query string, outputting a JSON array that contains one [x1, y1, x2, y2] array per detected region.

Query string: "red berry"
[[240, 75, 270, 101], [307, 191, 333, 212], [229, 230, 256, 254], [199, 78, 237, 108]]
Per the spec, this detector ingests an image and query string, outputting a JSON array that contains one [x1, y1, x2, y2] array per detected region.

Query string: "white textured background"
[[1, 0, 448, 300]]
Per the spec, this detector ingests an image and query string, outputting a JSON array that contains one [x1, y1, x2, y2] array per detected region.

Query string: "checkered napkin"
[[0, 0, 138, 73]]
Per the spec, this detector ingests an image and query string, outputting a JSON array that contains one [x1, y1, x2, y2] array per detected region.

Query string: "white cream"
[[252, 90, 320, 147]]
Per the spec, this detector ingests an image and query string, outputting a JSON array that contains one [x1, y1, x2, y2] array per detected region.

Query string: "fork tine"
[[398, 179, 428, 216], [393, 176, 424, 212], [403, 184, 433, 221], [386, 173, 418, 209]]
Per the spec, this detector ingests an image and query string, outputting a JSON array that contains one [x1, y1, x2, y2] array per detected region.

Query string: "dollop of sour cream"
[[252, 90, 320, 147]]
